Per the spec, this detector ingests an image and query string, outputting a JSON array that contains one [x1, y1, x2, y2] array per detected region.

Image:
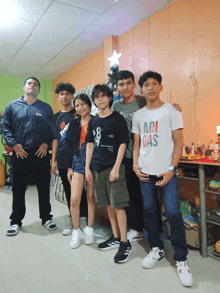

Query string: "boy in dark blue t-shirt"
[[86, 84, 132, 263]]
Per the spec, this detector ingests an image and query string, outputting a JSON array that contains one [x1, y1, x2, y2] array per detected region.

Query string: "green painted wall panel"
[[0, 74, 52, 163]]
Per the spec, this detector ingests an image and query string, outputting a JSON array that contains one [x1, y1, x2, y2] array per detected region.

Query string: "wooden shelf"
[[204, 189, 220, 195], [206, 219, 220, 227], [177, 175, 198, 181]]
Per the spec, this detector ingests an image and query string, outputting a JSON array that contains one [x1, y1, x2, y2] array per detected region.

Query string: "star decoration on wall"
[[216, 126, 220, 134], [108, 50, 122, 67]]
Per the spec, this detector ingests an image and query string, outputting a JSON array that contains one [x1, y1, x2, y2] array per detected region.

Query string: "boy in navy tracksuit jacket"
[[2, 77, 57, 236]]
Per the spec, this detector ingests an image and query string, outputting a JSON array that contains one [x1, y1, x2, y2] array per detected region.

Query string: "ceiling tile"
[[35, 41, 102, 78], [8, 41, 61, 65], [0, 43, 21, 64], [4, 64, 43, 78], [58, 33, 103, 57], [0, 19, 36, 45], [57, 0, 115, 14], [9, 0, 53, 22], [6, 41, 61, 77], [28, 1, 99, 47], [85, 0, 173, 37]]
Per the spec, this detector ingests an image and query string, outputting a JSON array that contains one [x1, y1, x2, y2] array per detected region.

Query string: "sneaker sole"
[[84, 238, 95, 245], [6, 231, 20, 236], [44, 226, 57, 231], [62, 230, 73, 236], [114, 249, 133, 263], [70, 240, 81, 249], [98, 244, 120, 251], [129, 236, 145, 243]]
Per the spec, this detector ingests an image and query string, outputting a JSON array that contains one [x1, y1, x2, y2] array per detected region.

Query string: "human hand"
[[51, 161, 58, 176], [172, 103, 182, 113], [109, 167, 119, 182], [67, 168, 74, 183], [133, 165, 149, 182], [155, 171, 174, 187], [35, 143, 48, 158], [13, 144, 28, 159], [85, 167, 93, 182]]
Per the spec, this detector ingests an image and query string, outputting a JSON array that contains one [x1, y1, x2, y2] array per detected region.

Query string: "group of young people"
[[2, 70, 193, 287]]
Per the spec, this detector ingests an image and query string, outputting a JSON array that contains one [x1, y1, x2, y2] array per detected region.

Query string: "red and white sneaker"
[[176, 260, 193, 287], [142, 247, 164, 269]]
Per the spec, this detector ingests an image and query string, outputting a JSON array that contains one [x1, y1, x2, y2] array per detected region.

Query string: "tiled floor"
[[0, 186, 220, 293]]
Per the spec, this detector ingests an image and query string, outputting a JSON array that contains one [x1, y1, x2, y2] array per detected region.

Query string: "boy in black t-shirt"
[[85, 84, 132, 263], [52, 83, 88, 236]]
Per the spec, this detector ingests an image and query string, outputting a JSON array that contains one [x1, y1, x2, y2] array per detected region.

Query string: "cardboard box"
[[163, 220, 200, 248]]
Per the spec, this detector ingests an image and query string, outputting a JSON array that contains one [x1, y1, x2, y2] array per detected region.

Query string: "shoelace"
[[118, 243, 131, 254], [176, 261, 187, 267]]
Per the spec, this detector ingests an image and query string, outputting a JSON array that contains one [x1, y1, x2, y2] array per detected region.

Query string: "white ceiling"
[[0, 0, 173, 80]]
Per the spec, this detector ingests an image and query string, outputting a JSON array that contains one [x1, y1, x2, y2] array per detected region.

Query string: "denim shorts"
[[72, 147, 86, 174]]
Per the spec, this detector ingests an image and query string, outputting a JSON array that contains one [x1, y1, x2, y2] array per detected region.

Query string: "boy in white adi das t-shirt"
[[132, 71, 193, 288]]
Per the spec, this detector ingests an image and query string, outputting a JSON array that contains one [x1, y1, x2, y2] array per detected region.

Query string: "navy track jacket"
[[2, 97, 57, 151]]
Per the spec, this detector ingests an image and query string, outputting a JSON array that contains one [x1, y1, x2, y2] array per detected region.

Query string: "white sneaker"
[[127, 229, 145, 242], [43, 220, 57, 231], [70, 229, 82, 249], [80, 217, 87, 229], [62, 220, 73, 236], [176, 260, 193, 287], [84, 226, 94, 245], [142, 247, 164, 269], [6, 224, 20, 236]]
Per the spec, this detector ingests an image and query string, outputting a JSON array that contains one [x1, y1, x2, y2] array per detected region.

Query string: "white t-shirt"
[[132, 103, 183, 175]]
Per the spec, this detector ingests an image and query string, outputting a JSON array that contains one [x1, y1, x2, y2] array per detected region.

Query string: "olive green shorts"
[[92, 164, 129, 209]]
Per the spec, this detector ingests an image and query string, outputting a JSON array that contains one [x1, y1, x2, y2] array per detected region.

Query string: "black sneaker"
[[98, 234, 120, 251], [114, 241, 133, 263]]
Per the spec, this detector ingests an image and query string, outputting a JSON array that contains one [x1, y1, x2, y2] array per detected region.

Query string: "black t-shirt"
[[54, 109, 75, 169], [86, 111, 129, 172]]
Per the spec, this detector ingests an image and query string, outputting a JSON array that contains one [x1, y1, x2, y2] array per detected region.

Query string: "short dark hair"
[[115, 70, 135, 85], [138, 71, 162, 88], [92, 84, 113, 108], [73, 94, 92, 110], [23, 77, 41, 88], [55, 83, 75, 95]]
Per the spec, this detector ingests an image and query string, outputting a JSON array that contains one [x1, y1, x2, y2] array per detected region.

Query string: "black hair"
[[138, 71, 162, 88], [23, 77, 41, 88], [92, 84, 113, 108], [55, 83, 75, 95], [115, 70, 135, 85], [73, 94, 92, 109]]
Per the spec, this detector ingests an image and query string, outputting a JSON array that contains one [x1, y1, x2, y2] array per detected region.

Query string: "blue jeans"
[[140, 176, 188, 261]]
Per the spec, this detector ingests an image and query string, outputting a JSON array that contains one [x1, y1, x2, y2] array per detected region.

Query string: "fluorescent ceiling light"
[[0, 0, 20, 27]]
